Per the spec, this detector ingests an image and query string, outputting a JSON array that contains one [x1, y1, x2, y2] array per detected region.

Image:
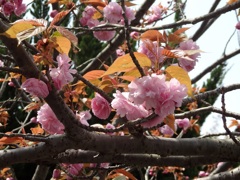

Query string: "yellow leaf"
[[103, 52, 151, 76], [123, 67, 141, 78], [52, 36, 71, 54], [0, 22, 33, 38], [165, 65, 192, 96]]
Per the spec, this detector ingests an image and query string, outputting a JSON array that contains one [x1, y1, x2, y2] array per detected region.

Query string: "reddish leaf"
[[141, 30, 165, 42], [50, 10, 70, 27], [54, 26, 78, 47]]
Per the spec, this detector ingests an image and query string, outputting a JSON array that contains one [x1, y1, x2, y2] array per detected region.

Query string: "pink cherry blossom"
[[50, 54, 77, 90], [159, 124, 175, 137], [2, 2, 15, 16], [146, 5, 165, 24], [92, 21, 116, 41], [21, 78, 49, 98], [37, 104, 65, 134], [14, 0, 26, 16], [116, 49, 125, 56], [103, 2, 135, 24], [91, 93, 111, 119], [76, 110, 92, 126], [52, 169, 61, 179], [111, 91, 148, 120], [80, 6, 96, 26], [128, 74, 187, 117], [175, 118, 190, 130], [177, 39, 200, 72], [103, 2, 122, 23], [138, 40, 164, 66], [1, 0, 26, 16]]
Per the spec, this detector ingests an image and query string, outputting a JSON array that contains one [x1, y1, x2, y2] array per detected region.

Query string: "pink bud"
[[50, 10, 58, 18], [52, 169, 61, 178], [236, 22, 240, 30]]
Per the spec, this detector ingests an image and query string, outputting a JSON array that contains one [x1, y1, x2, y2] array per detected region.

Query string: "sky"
[[21, 0, 240, 134], [184, 0, 240, 134]]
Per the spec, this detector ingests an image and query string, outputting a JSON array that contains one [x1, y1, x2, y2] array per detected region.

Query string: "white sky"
[[184, 0, 240, 134], [22, 0, 240, 134]]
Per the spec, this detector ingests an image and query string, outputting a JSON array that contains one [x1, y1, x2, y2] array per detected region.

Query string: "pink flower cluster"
[[91, 93, 111, 119], [21, 78, 49, 98], [80, 2, 135, 41], [138, 39, 164, 67], [0, 0, 26, 16], [50, 54, 77, 90], [76, 110, 92, 126], [159, 118, 190, 137], [146, 4, 166, 24], [177, 39, 200, 72], [103, 2, 135, 24], [128, 74, 187, 117], [36, 103, 65, 134], [111, 91, 148, 120], [111, 74, 187, 127]]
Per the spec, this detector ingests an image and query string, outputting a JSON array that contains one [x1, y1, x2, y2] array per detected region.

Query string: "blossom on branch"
[[50, 54, 77, 90], [36, 104, 65, 134], [91, 93, 111, 119], [111, 90, 148, 120], [0, 0, 26, 16], [103, 2, 135, 24], [128, 74, 187, 117], [177, 39, 201, 72], [21, 78, 49, 98], [76, 110, 92, 126]]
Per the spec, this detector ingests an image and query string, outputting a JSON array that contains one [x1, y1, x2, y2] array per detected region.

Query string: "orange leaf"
[[52, 36, 71, 54], [83, 70, 105, 80], [227, 0, 238, 4], [103, 52, 151, 76], [228, 119, 239, 128], [164, 114, 176, 132], [112, 169, 137, 180], [31, 125, 44, 135], [173, 27, 189, 35], [141, 30, 164, 42], [0, 133, 23, 146], [50, 10, 70, 27], [81, 0, 106, 7], [161, 49, 181, 58]]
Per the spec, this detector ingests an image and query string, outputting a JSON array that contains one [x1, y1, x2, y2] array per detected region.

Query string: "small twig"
[[221, 87, 239, 145], [191, 48, 240, 84], [0, 132, 49, 142], [200, 132, 240, 138], [121, 0, 145, 77]]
